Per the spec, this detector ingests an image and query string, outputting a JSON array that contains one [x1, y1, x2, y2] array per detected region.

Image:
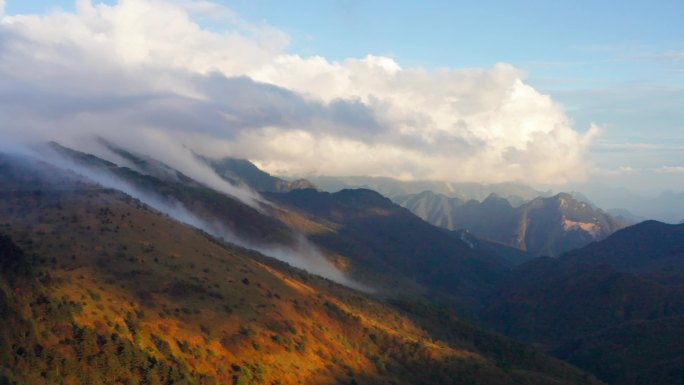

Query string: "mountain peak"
[[482, 192, 512, 208], [209, 156, 317, 193]]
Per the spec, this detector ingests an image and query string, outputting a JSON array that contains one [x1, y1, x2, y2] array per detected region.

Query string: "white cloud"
[[592, 142, 684, 152], [0, 0, 597, 185], [655, 166, 684, 174], [591, 165, 639, 177]]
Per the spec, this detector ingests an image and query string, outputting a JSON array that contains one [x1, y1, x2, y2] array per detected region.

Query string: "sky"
[[1, 0, 683, 194]]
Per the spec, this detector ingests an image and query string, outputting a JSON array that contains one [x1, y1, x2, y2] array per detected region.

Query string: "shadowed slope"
[[0, 155, 602, 385], [484, 220, 684, 384], [267, 188, 510, 311]]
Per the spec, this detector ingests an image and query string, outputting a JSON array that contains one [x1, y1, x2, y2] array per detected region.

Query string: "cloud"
[[630, 50, 684, 64], [30, 145, 365, 290], [0, 0, 596, 185], [655, 166, 684, 174], [591, 165, 639, 177], [591, 142, 684, 153]]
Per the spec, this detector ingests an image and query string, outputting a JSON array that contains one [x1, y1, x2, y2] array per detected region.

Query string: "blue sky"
[[3, 0, 684, 192], [228, 0, 684, 141], [230, 1, 684, 192], [9, 1, 682, 85]]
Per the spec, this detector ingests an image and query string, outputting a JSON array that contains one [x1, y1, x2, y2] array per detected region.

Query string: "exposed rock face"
[[397, 191, 626, 257]]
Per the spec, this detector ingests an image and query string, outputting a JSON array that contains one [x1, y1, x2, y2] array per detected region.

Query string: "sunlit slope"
[[0, 168, 600, 384], [49, 144, 509, 304]]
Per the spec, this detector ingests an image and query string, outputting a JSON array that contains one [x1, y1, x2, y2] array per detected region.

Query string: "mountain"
[[451, 229, 536, 267], [48, 143, 297, 248], [484, 259, 684, 348], [553, 315, 684, 385], [483, 220, 684, 384], [209, 157, 316, 193], [47, 144, 514, 309], [630, 190, 684, 224], [265, 188, 510, 312], [0, 152, 603, 385], [302, 175, 548, 203], [512, 193, 625, 257], [569, 185, 684, 224], [396, 191, 626, 257], [393, 190, 466, 230], [562, 220, 684, 281], [605, 208, 643, 226]]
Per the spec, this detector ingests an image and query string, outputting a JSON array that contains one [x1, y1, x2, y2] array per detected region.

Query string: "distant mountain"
[[570, 185, 684, 224], [630, 190, 684, 224], [567, 191, 596, 207], [302, 175, 549, 203], [483, 220, 684, 384], [210, 157, 316, 193], [514, 193, 626, 256], [393, 190, 465, 230], [396, 191, 626, 257], [605, 208, 644, 225]]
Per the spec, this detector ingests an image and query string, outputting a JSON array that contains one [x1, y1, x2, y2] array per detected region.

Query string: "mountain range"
[[2, 144, 684, 385], [394, 190, 626, 257], [0, 149, 604, 385], [301, 175, 548, 205], [47, 144, 515, 309], [560, 184, 684, 224]]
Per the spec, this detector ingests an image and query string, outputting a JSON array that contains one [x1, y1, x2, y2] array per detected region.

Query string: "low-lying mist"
[[28, 144, 369, 292]]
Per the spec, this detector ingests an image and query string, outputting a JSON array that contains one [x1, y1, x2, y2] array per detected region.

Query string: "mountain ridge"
[[396, 190, 626, 257], [0, 150, 603, 385], [483, 220, 684, 384]]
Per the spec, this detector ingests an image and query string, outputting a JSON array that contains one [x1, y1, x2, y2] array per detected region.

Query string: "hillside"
[[562, 220, 684, 281], [483, 221, 684, 384], [266, 188, 509, 311], [47, 143, 297, 248], [553, 315, 684, 385], [450, 229, 535, 267], [47, 145, 518, 310], [0, 153, 602, 385], [396, 191, 626, 257]]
